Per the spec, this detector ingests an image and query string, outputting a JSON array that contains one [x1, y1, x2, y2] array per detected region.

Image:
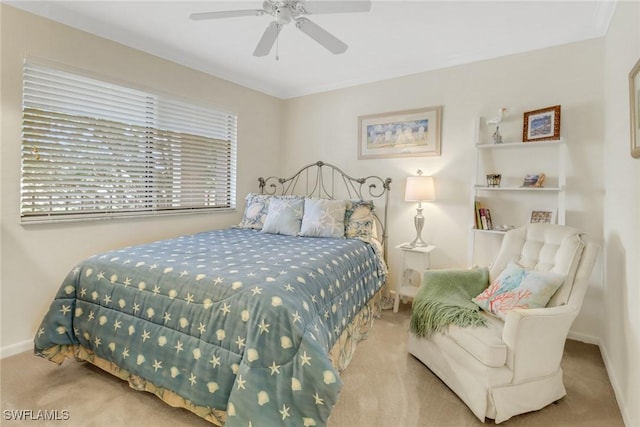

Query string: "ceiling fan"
[[189, 1, 372, 58]]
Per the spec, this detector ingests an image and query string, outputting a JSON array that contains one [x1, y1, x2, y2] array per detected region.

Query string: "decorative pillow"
[[300, 198, 347, 238], [238, 193, 271, 229], [261, 196, 304, 236], [344, 200, 375, 239], [472, 262, 564, 320]]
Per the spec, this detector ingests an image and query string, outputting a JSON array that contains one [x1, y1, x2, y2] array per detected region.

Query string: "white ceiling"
[[8, 1, 616, 99]]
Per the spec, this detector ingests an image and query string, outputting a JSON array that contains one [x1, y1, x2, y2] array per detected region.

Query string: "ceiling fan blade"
[[302, 1, 371, 15], [295, 17, 347, 54], [253, 22, 281, 57], [189, 9, 265, 21]]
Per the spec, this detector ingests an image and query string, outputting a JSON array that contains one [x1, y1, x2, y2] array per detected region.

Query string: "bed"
[[34, 161, 391, 426]]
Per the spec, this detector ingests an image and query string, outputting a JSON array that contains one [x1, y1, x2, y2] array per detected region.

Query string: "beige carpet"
[[1, 305, 624, 426]]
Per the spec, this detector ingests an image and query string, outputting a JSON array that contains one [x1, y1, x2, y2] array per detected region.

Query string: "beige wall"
[[603, 2, 640, 426], [0, 5, 284, 354], [282, 40, 605, 340]]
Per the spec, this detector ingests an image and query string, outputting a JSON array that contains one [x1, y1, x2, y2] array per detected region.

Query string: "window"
[[21, 61, 237, 223]]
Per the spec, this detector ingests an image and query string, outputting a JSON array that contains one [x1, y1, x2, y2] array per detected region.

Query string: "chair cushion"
[[447, 313, 507, 368], [545, 233, 585, 306]]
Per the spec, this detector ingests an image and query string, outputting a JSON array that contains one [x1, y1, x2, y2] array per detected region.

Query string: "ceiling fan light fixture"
[[275, 6, 293, 25]]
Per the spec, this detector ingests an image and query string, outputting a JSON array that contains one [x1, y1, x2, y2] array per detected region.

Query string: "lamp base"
[[403, 237, 429, 249], [406, 208, 428, 249]]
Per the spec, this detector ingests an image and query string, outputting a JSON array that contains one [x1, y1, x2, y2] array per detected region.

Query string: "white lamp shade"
[[405, 176, 435, 202]]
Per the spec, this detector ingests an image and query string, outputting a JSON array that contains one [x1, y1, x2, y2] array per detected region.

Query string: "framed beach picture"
[[357, 106, 442, 159], [523, 105, 561, 142], [629, 58, 640, 159]]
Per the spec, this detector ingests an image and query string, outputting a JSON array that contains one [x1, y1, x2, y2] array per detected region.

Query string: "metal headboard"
[[258, 160, 392, 260]]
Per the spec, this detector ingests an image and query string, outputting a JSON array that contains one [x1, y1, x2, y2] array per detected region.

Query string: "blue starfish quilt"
[[34, 228, 386, 426]]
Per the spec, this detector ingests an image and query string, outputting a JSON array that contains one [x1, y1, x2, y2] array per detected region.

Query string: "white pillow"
[[261, 196, 304, 236], [300, 198, 347, 238]]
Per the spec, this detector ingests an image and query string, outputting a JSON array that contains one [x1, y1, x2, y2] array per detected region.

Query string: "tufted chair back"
[[489, 223, 589, 308]]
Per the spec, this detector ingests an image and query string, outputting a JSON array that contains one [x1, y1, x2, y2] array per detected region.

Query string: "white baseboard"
[[566, 332, 633, 427], [598, 340, 634, 427], [1, 339, 33, 359], [567, 330, 600, 345]]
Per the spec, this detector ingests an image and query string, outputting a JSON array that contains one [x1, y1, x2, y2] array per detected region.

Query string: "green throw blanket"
[[410, 267, 490, 338]]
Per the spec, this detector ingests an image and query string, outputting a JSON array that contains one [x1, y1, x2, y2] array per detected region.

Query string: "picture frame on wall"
[[357, 106, 442, 159], [629, 58, 640, 159], [522, 105, 561, 142]]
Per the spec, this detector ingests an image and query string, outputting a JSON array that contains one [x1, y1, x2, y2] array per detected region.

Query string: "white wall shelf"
[[475, 139, 564, 149], [468, 116, 567, 266], [474, 185, 563, 191], [471, 227, 509, 234]]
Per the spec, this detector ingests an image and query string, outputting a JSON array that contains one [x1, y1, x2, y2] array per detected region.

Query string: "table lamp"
[[404, 171, 435, 248]]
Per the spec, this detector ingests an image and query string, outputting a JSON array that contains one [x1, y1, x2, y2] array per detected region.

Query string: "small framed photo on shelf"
[[529, 210, 556, 224], [523, 105, 561, 142], [521, 173, 546, 188]]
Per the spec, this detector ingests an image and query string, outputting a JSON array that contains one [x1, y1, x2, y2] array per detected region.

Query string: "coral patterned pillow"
[[472, 262, 564, 319]]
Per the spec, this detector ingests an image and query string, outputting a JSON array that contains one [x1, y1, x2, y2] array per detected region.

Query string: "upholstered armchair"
[[408, 223, 599, 423]]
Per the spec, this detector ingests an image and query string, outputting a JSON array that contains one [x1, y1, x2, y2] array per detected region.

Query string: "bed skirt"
[[37, 290, 383, 426]]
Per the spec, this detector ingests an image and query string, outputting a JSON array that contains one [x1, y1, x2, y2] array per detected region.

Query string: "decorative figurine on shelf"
[[487, 107, 507, 126], [492, 126, 503, 144], [486, 174, 502, 187], [487, 107, 507, 144], [534, 173, 546, 187], [522, 173, 546, 187]]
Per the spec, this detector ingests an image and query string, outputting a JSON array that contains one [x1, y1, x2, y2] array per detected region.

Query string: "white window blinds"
[[21, 62, 237, 222]]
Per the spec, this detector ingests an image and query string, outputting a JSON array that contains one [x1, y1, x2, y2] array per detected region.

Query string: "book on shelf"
[[484, 208, 493, 230], [474, 201, 494, 230]]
